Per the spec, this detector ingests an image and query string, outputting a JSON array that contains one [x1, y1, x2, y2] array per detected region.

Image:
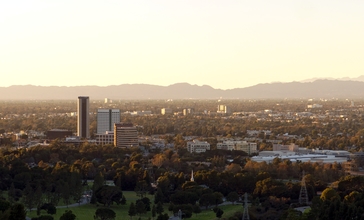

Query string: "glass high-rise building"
[[77, 96, 89, 138], [97, 109, 120, 134]]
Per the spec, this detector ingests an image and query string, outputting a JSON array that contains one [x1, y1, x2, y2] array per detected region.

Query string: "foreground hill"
[[1, 80, 364, 100]]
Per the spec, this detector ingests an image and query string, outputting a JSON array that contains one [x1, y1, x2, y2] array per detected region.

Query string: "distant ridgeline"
[[1, 80, 364, 99]]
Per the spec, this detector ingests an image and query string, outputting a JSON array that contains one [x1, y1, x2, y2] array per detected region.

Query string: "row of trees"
[[0, 130, 362, 219]]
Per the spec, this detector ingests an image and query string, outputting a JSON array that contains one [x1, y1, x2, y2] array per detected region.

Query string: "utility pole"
[[242, 193, 249, 220], [299, 171, 309, 205]]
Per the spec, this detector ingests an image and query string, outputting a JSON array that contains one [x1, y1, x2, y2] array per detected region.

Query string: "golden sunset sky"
[[1, 1, 363, 89]]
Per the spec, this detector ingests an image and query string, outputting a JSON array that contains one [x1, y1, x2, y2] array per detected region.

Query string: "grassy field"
[[26, 191, 243, 220], [191, 205, 243, 220]]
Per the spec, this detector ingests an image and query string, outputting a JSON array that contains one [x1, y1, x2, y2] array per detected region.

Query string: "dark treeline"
[[1, 141, 361, 219]]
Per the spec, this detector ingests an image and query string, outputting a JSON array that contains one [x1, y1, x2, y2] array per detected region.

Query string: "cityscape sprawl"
[[1, 98, 364, 219]]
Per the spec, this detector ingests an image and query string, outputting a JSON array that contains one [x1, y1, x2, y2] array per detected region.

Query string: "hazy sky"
[[1, 1, 364, 89]]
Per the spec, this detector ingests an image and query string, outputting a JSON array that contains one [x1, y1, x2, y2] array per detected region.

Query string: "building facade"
[[47, 129, 73, 140], [95, 131, 114, 145], [273, 143, 299, 152], [161, 108, 172, 115], [217, 105, 231, 115], [217, 140, 258, 155], [114, 123, 138, 148], [97, 109, 120, 134], [187, 140, 210, 153], [235, 141, 258, 155], [77, 96, 89, 138], [183, 108, 194, 116], [216, 141, 235, 151]]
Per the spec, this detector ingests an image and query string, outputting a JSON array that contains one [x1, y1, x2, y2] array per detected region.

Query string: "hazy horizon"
[[1, 75, 364, 90], [1, 1, 364, 89]]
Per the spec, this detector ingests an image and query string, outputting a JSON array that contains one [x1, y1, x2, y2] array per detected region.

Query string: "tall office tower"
[[97, 109, 120, 134], [77, 96, 90, 138], [114, 122, 138, 148]]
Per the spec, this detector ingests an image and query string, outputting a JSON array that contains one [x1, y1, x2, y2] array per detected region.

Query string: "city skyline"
[[1, 1, 364, 90]]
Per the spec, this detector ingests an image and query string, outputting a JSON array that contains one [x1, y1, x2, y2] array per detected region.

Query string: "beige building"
[[114, 123, 138, 148], [187, 140, 210, 153], [216, 141, 235, 151], [217, 140, 258, 155], [273, 143, 299, 152], [235, 141, 258, 155]]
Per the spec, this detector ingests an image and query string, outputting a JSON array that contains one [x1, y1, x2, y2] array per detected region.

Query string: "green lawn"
[[191, 205, 243, 220], [26, 191, 243, 220]]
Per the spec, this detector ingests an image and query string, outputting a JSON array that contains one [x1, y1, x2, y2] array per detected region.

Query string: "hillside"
[[0, 80, 363, 100]]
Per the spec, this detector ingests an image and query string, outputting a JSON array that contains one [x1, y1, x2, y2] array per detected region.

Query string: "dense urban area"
[[1, 98, 364, 220]]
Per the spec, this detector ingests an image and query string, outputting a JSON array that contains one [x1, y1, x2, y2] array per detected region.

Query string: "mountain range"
[[299, 75, 364, 83], [1, 79, 364, 100]]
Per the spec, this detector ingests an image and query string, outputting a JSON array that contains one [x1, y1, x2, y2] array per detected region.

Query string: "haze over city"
[[3, 1, 364, 220], [1, 1, 364, 89]]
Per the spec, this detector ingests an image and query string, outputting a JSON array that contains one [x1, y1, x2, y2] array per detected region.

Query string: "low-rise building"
[[183, 108, 194, 116], [187, 140, 210, 153], [95, 131, 114, 145], [217, 105, 231, 115], [307, 104, 323, 109], [235, 141, 258, 155], [216, 141, 235, 151], [161, 108, 172, 115], [252, 154, 347, 164], [47, 129, 73, 140], [253, 149, 350, 164], [217, 140, 258, 155], [129, 111, 152, 116], [273, 143, 299, 152]]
